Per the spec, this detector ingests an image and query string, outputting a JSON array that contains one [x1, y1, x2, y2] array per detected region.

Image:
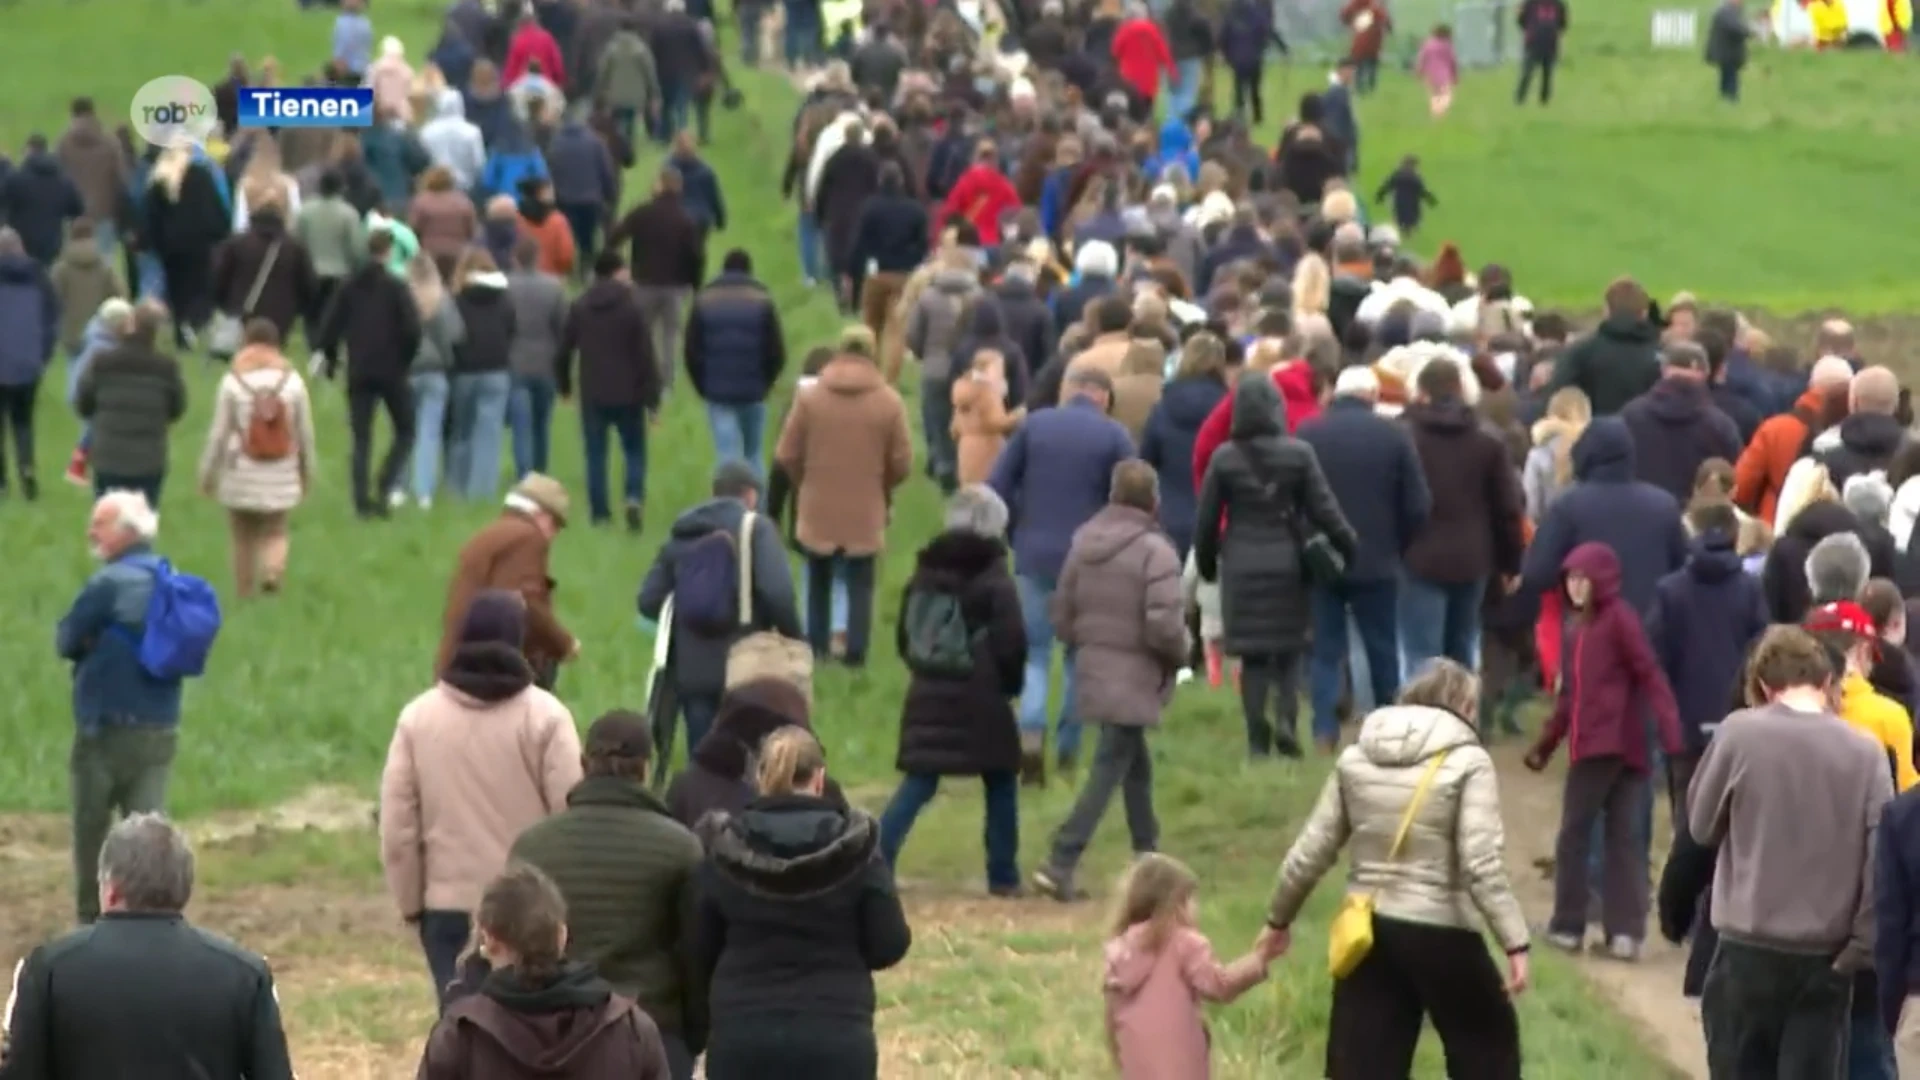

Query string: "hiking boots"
[[624, 502, 644, 534], [1019, 732, 1046, 787], [19, 469, 36, 502], [1031, 865, 1087, 903]]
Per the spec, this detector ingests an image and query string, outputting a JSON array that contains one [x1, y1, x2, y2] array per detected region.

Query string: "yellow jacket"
[[1885, 0, 1913, 35], [1840, 672, 1918, 792], [1808, 0, 1850, 45]]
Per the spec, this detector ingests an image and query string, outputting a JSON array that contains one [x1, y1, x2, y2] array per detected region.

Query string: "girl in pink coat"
[[1415, 25, 1460, 117], [1104, 855, 1278, 1078]]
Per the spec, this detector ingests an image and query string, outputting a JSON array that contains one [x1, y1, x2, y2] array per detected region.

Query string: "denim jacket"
[[54, 544, 183, 732]]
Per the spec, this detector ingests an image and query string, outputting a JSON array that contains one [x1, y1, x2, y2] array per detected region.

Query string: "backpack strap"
[[243, 241, 283, 317], [737, 511, 756, 630]]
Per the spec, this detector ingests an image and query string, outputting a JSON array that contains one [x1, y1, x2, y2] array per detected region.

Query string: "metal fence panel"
[[1273, 0, 1516, 68]]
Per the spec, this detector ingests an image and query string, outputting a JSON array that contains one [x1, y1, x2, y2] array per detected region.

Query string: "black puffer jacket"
[[894, 531, 1025, 776], [1811, 411, 1909, 493], [1762, 499, 1895, 624], [1193, 373, 1357, 655], [75, 339, 187, 478]]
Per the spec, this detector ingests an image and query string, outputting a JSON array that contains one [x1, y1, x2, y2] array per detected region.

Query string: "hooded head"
[[1229, 369, 1284, 440], [691, 678, 813, 778], [1562, 541, 1622, 608], [1570, 417, 1635, 483], [1806, 532, 1871, 608], [459, 589, 527, 650], [432, 87, 465, 120]]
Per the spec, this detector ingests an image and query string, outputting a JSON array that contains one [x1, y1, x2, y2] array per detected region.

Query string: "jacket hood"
[[1687, 530, 1744, 584], [1070, 503, 1162, 565], [689, 678, 813, 778], [462, 271, 509, 293], [1356, 704, 1480, 767], [1103, 922, 1193, 998], [579, 278, 631, 312], [440, 642, 536, 702], [1785, 497, 1858, 542], [1837, 411, 1906, 462], [461, 962, 626, 1072], [1406, 399, 1477, 435], [668, 496, 747, 541], [1562, 540, 1623, 602], [705, 794, 879, 898], [0, 253, 42, 284], [22, 152, 59, 176], [480, 961, 613, 1014], [819, 355, 885, 394], [57, 238, 103, 268], [966, 297, 1005, 337], [931, 267, 980, 297], [1229, 370, 1284, 439], [1160, 375, 1227, 428], [433, 87, 466, 120], [1155, 118, 1194, 159], [1595, 313, 1658, 345], [518, 195, 553, 225], [1642, 376, 1713, 424], [915, 529, 1008, 582], [1571, 417, 1635, 482]]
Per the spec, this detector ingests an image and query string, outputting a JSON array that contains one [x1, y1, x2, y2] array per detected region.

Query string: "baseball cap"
[[1804, 601, 1876, 639]]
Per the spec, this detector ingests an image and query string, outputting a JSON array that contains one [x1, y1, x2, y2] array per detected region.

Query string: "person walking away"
[[505, 9, 568, 86], [1795, 365, 1911, 497], [558, 251, 662, 530], [951, 349, 1023, 488], [514, 178, 576, 278], [1619, 341, 1744, 504], [849, 24, 907, 102], [446, 250, 516, 501], [55, 98, 128, 256], [142, 147, 227, 349], [773, 325, 913, 666], [51, 221, 127, 394], [508, 713, 707, 1078], [1340, 0, 1392, 93], [1807, 600, 1920, 793], [332, 0, 374, 78], [61, 298, 133, 487], [75, 301, 185, 507], [0, 228, 59, 499], [1688, 624, 1891, 1079], [1734, 355, 1853, 522], [651, 0, 712, 142], [408, 165, 480, 280], [694, 727, 912, 1079], [418, 863, 674, 1078], [437, 474, 579, 688], [1545, 278, 1661, 416], [1140, 332, 1232, 561], [1415, 27, 1459, 117], [1522, 386, 1590, 519], [1106, 853, 1282, 1078], [1877, 761, 1920, 1077], [904, 247, 983, 491], [596, 17, 662, 147], [419, 92, 488, 201], [1164, 0, 1215, 119], [293, 171, 365, 336], [1031, 461, 1190, 900], [684, 249, 786, 474], [54, 492, 189, 923], [195, 321, 316, 598], [1, 135, 84, 268], [664, 679, 816, 826], [505, 237, 566, 480], [316, 230, 422, 517], [1219, 0, 1288, 124], [1111, 4, 1175, 121], [879, 486, 1027, 894], [607, 169, 705, 394], [1296, 365, 1430, 750], [1400, 358, 1525, 673], [1524, 542, 1684, 960], [989, 367, 1137, 783], [1707, 0, 1752, 103], [2, 815, 295, 1078], [546, 115, 618, 269], [1194, 370, 1360, 758], [668, 135, 727, 242], [636, 460, 805, 754], [1515, 0, 1568, 104], [383, 589, 583, 1007], [211, 205, 318, 348]]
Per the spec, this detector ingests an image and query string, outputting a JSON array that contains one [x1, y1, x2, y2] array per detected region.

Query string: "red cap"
[[1804, 600, 1877, 638]]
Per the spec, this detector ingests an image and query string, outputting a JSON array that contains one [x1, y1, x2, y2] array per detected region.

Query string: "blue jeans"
[[507, 374, 556, 480], [796, 214, 824, 283], [408, 371, 449, 502], [799, 555, 849, 635], [418, 910, 472, 1012], [1851, 1007, 1896, 1079], [1398, 574, 1486, 677], [920, 376, 956, 489], [738, 3, 765, 62], [706, 401, 767, 477], [67, 348, 92, 446], [135, 251, 165, 302], [879, 770, 1020, 890], [557, 204, 600, 265], [1016, 573, 1081, 760], [448, 370, 510, 500], [1168, 58, 1203, 121], [783, 7, 821, 67], [581, 403, 647, 521], [1308, 579, 1400, 742], [659, 82, 691, 142], [680, 693, 719, 760]]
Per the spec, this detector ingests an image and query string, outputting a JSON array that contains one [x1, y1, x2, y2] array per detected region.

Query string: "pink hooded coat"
[[1103, 924, 1267, 1079], [1415, 36, 1459, 93]]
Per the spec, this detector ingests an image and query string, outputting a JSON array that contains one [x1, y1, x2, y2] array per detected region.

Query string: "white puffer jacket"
[[1266, 705, 1530, 954]]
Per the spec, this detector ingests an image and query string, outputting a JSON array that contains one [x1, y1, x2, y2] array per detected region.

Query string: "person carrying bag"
[[209, 240, 283, 360], [725, 510, 813, 704]]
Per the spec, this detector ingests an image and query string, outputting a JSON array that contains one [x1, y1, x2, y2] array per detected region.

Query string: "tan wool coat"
[[196, 347, 317, 514], [774, 355, 914, 556], [950, 374, 1019, 487]]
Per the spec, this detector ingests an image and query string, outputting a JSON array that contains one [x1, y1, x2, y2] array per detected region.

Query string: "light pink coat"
[[1104, 924, 1267, 1079], [1415, 37, 1459, 93]]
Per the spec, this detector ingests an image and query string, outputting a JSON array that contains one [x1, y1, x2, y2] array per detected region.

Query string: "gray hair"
[[1663, 341, 1710, 373], [1806, 532, 1871, 607], [98, 813, 195, 912], [1844, 473, 1893, 528], [944, 485, 1010, 539], [95, 490, 159, 541]]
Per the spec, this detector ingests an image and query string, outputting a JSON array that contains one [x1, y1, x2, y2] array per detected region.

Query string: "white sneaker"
[[309, 351, 329, 377], [1606, 935, 1641, 961], [416, 495, 433, 511], [387, 489, 407, 510], [1175, 667, 1194, 685]]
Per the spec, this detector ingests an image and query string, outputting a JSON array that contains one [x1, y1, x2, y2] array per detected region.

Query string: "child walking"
[[1104, 854, 1279, 1079], [950, 348, 1022, 487], [1414, 25, 1459, 116], [1525, 542, 1683, 960], [1371, 156, 1438, 238]]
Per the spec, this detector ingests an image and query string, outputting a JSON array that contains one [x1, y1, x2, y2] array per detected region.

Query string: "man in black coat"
[[648, 0, 714, 143], [1, 813, 295, 1080], [606, 169, 704, 394], [993, 262, 1058, 377], [1619, 340, 1743, 504], [1294, 366, 1430, 750], [559, 251, 663, 530], [1546, 276, 1662, 415], [0, 135, 84, 267], [315, 230, 421, 518], [1515, 0, 1568, 104], [1196, 205, 1272, 294], [684, 250, 786, 476], [1808, 366, 1908, 493], [846, 163, 928, 331], [848, 25, 908, 102]]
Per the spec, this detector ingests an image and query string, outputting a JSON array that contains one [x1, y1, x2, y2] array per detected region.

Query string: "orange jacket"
[[518, 211, 576, 278], [1732, 388, 1822, 523]]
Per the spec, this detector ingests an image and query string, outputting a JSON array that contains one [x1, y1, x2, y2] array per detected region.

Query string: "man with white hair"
[[1810, 366, 1909, 491], [1733, 352, 1855, 522], [2, 814, 295, 1077], [54, 491, 183, 924]]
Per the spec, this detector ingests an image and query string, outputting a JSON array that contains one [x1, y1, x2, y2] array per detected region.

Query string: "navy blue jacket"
[[1520, 417, 1687, 616], [1140, 376, 1229, 558], [0, 153, 84, 265], [988, 396, 1137, 580], [847, 194, 929, 275], [1049, 273, 1116, 328], [685, 271, 785, 405], [54, 545, 184, 731], [545, 122, 617, 209], [670, 155, 727, 234], [1878, 787, 1920, 1031], [638, 498, 803, 696], [1198, 226, 1272, 295], [0, 253, 58, 387], [1618, 376, 1743, 504], [1295, 396, 1433, 583], [992, 279, 1057, 378], [1646, 532, 1769, 752]]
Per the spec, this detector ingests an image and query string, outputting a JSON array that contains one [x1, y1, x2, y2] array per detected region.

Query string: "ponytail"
[[753, 726, 825, 796]]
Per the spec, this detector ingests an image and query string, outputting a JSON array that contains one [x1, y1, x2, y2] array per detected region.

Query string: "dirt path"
[[1488, 743, 1707, 1080]]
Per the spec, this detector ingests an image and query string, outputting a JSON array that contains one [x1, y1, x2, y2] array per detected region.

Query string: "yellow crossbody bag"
[[1328, 750, 1450, 979]]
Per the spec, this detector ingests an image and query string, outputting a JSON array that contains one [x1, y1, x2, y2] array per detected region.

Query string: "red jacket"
[[1532, 542, 1684, 773], [504, 23, 566, 88], [1192, 363, 1320, 494], [1112, 18, 1174, 101], [939, 164, 1020, 246]]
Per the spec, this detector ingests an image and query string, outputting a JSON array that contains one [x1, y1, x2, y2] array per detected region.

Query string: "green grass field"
[[0, 1, 1901, 1074]]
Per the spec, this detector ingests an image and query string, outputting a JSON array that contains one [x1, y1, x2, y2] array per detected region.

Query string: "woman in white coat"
[[195, 319, 317, 596]]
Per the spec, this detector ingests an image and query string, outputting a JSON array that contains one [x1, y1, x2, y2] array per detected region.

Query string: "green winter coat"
[[596, 31, 662, 112], [49, 240, 126, 356]]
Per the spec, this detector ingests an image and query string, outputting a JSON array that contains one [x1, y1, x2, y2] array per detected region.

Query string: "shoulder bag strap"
[[738, 510, 756, 630], [243, 241, 283, 317], [1385, 750, 1450, 862]]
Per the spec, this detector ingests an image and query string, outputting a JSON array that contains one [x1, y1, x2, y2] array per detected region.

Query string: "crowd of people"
[[11, 0, 1920, 1077]]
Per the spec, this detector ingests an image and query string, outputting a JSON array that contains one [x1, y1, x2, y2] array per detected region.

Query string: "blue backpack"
[[119, 557, 222, 679], [676, 528, 742, 638]]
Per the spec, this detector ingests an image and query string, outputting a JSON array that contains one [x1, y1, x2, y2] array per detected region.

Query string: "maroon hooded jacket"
[[1531, 541, 1684, 773]]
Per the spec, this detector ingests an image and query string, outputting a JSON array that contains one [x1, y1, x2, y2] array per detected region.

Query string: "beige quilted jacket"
[[1266, 705, 1530, 954]]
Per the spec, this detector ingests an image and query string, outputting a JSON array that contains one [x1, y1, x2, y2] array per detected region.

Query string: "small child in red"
[[1525, 541, 1684, 960]]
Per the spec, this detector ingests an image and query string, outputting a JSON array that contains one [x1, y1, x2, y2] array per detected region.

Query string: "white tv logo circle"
[[131, 76, 219, 149]]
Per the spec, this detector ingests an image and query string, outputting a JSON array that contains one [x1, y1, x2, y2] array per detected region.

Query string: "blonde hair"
[[1107, 853, 1197, 954], [1320, 188, 1358, 224], [1291, 253, 1330, 317], [408, 252, 446, 318], [1396, 657, 1480, 724], [1246, 338, 1288, 372], [150, 146, 192, 200], [753, 726, 825, 796], [1176, 332, 1227, 380], [1532, 387, 1592, 487]]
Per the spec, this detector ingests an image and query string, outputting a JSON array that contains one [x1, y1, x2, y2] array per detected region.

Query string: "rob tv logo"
[[129, 76, 220, 149]]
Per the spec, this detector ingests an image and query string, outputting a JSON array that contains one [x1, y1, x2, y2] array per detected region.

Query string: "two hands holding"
[[1252, 924, 1530, 996]]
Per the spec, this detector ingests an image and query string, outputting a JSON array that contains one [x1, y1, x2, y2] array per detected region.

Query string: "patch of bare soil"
[[1487, 742, 1707, 1080]]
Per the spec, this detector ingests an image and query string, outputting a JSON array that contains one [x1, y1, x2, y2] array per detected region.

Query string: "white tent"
[[1771, 0, 1885, 45]]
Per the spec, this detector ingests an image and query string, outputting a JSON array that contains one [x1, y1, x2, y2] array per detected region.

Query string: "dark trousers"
[[1230, 65, 1264, 123], [1354, 55, 1380, 93], [1309, 580, 1400, 742], [347, 379, 416, 512], [0, 379, 38, 484], [707, 1014, 877, 1080], [71, 726, 176, 923], [1241, 651, 1303, 755], [580, 403, 647, 521], [1326, 915, 1521, 1079], [1667, 748, 1703, 819], [311, 274, 343, 328], [920, 376, 956, 491], [1551, 755, 1647, 940], [418, 910, 473, 1012], [1478, 625, 1533, 735], [558, 203, 601, 270], [92, 471, 166, 509], [681, 692, 720, 759], [1718, 61, 1742, 102], [1047, 724, 1157, 874], [1516, 51, 1556, 103], [878, 769, 1020, 890], [804, 551, 875, 664], [1702, 938, 1851, 1080]]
